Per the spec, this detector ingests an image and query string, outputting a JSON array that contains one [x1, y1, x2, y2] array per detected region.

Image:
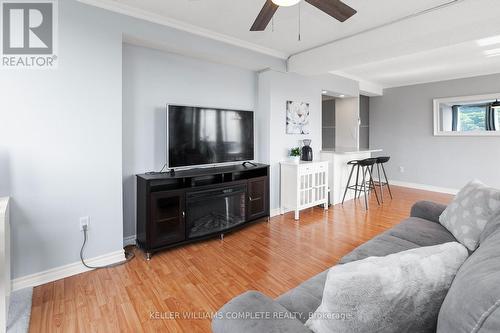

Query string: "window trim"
[[433, 93, 500, 137]]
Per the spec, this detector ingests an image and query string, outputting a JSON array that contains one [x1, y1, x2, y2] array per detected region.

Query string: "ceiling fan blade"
[[305, 0, 357, 22], [250, 0, 279, 31]]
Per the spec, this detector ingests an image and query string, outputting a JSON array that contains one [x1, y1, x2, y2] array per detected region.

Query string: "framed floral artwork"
[[286, 101, 310, 134]]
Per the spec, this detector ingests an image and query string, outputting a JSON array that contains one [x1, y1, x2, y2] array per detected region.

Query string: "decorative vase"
[[289, 156, 300, 163], [301, 139, 313, 161]]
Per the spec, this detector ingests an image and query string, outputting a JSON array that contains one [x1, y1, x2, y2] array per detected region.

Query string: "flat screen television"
[[167, 105, 254, 168]]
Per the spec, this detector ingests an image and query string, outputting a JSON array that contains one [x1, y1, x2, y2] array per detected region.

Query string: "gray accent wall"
[[359, 95, 370, 149], [322, 99, 336, 149], [370, 73, 500, 190]]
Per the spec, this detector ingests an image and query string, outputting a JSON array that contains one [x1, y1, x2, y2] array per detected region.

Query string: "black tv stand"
[[242, 161, 257, 167], [136, 163, 270, 259]]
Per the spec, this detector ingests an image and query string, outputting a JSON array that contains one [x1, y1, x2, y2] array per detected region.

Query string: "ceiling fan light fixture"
[[251, 0, 356, 31], [272, 0, 301, 7]]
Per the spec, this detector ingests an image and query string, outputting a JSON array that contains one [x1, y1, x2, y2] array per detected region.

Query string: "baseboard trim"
[[12, 249, 126, 291], [270, 208, 280, 217], [123, 235, 136, 247], [390, 180, 459, 195]]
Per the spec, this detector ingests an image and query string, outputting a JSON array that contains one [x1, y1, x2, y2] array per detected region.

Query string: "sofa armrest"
[[410, 201, 447, 223], [212, 291, 312, 333]]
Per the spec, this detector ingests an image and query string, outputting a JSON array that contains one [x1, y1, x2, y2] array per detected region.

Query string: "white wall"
[[256, 72, 272, 166], [0, 0, 360, 282], [440, 105, 453, 132], [0, 0, 286, 281], [0, 0, 124, 279], [122, 44, 258, 238], [123, 58, 360, 230], [335, 97, 360, 148], [370, 73, 500, 190], [258, 70, 359, 210], [0, 0, 359, 282]]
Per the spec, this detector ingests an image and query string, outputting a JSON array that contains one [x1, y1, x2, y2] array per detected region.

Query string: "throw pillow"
[[439, 180, 500, 251], [305, 242, 468, 333], [479, 209, 500, 244]]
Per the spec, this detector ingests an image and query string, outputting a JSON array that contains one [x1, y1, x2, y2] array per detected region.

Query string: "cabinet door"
[[247, 176, 268, 220], [299, 171, 314, 208], [314, 164, 328, 203], [150, 190, 185, 248]]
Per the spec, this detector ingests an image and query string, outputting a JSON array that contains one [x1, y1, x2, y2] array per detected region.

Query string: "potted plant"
[[289, 147, 301, 163]]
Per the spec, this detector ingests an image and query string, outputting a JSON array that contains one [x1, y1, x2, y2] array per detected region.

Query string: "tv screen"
[[168, 105, 254, 168]]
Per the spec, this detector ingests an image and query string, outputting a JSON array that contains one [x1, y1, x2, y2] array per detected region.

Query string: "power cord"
[[145, 162, 170, 175], [80, 225, 135, 269]]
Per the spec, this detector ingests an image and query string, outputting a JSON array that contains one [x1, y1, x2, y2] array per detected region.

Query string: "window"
[[456, 105, 487, 132], [434, 93, 500, 136]]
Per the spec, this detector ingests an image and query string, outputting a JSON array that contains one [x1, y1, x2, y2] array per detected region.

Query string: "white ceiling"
[[288, 0, 500, 88], [83, 0, 452, 56], [333, 40, 500, 88], [82, 0, 500, 89]]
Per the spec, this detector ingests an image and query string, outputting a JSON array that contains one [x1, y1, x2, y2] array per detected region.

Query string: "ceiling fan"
[[250, 0, 357, 31]]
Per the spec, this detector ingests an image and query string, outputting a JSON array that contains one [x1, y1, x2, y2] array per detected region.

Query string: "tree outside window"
[[457, 105, 487, 131]]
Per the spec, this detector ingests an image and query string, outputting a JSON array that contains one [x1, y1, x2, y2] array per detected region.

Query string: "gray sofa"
[[212, 201, 500, 333]]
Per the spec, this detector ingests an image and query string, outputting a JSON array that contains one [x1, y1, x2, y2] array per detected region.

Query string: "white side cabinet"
[[280, 161, 329, 220]]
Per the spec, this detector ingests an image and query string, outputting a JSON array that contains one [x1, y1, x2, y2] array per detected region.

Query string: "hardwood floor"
[[29, 186, 452, 332]]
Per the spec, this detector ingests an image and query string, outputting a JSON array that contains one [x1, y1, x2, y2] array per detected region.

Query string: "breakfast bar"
[[321, 148, 383, 205]]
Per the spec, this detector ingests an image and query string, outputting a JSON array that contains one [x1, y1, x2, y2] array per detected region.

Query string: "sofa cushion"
[[339, 217, 456, 264], [306, 242, 468, 333], [437, 214, 500, 333], [276, 271, 328, 323], [212, 291, 312, 333], [439, 180, 500, 251], [213, 200, 466, 333], [410, 200, 447, 223], [388, 217, 457, 247], [279, 217, 458, 323]]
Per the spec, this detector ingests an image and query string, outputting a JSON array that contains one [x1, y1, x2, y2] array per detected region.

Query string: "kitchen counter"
[[321, 147, 383, 154], [320, 149, 383, 205], [280, 159, 324, 165]]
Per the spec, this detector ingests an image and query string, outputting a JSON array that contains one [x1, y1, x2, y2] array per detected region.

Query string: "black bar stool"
[[342, 158, 380, 210], [372, 156, 393, 202]]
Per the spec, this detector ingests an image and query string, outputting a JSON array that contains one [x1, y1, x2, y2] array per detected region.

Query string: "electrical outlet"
[[80, 216, 90, 231], [399, 166, 405, 173]]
